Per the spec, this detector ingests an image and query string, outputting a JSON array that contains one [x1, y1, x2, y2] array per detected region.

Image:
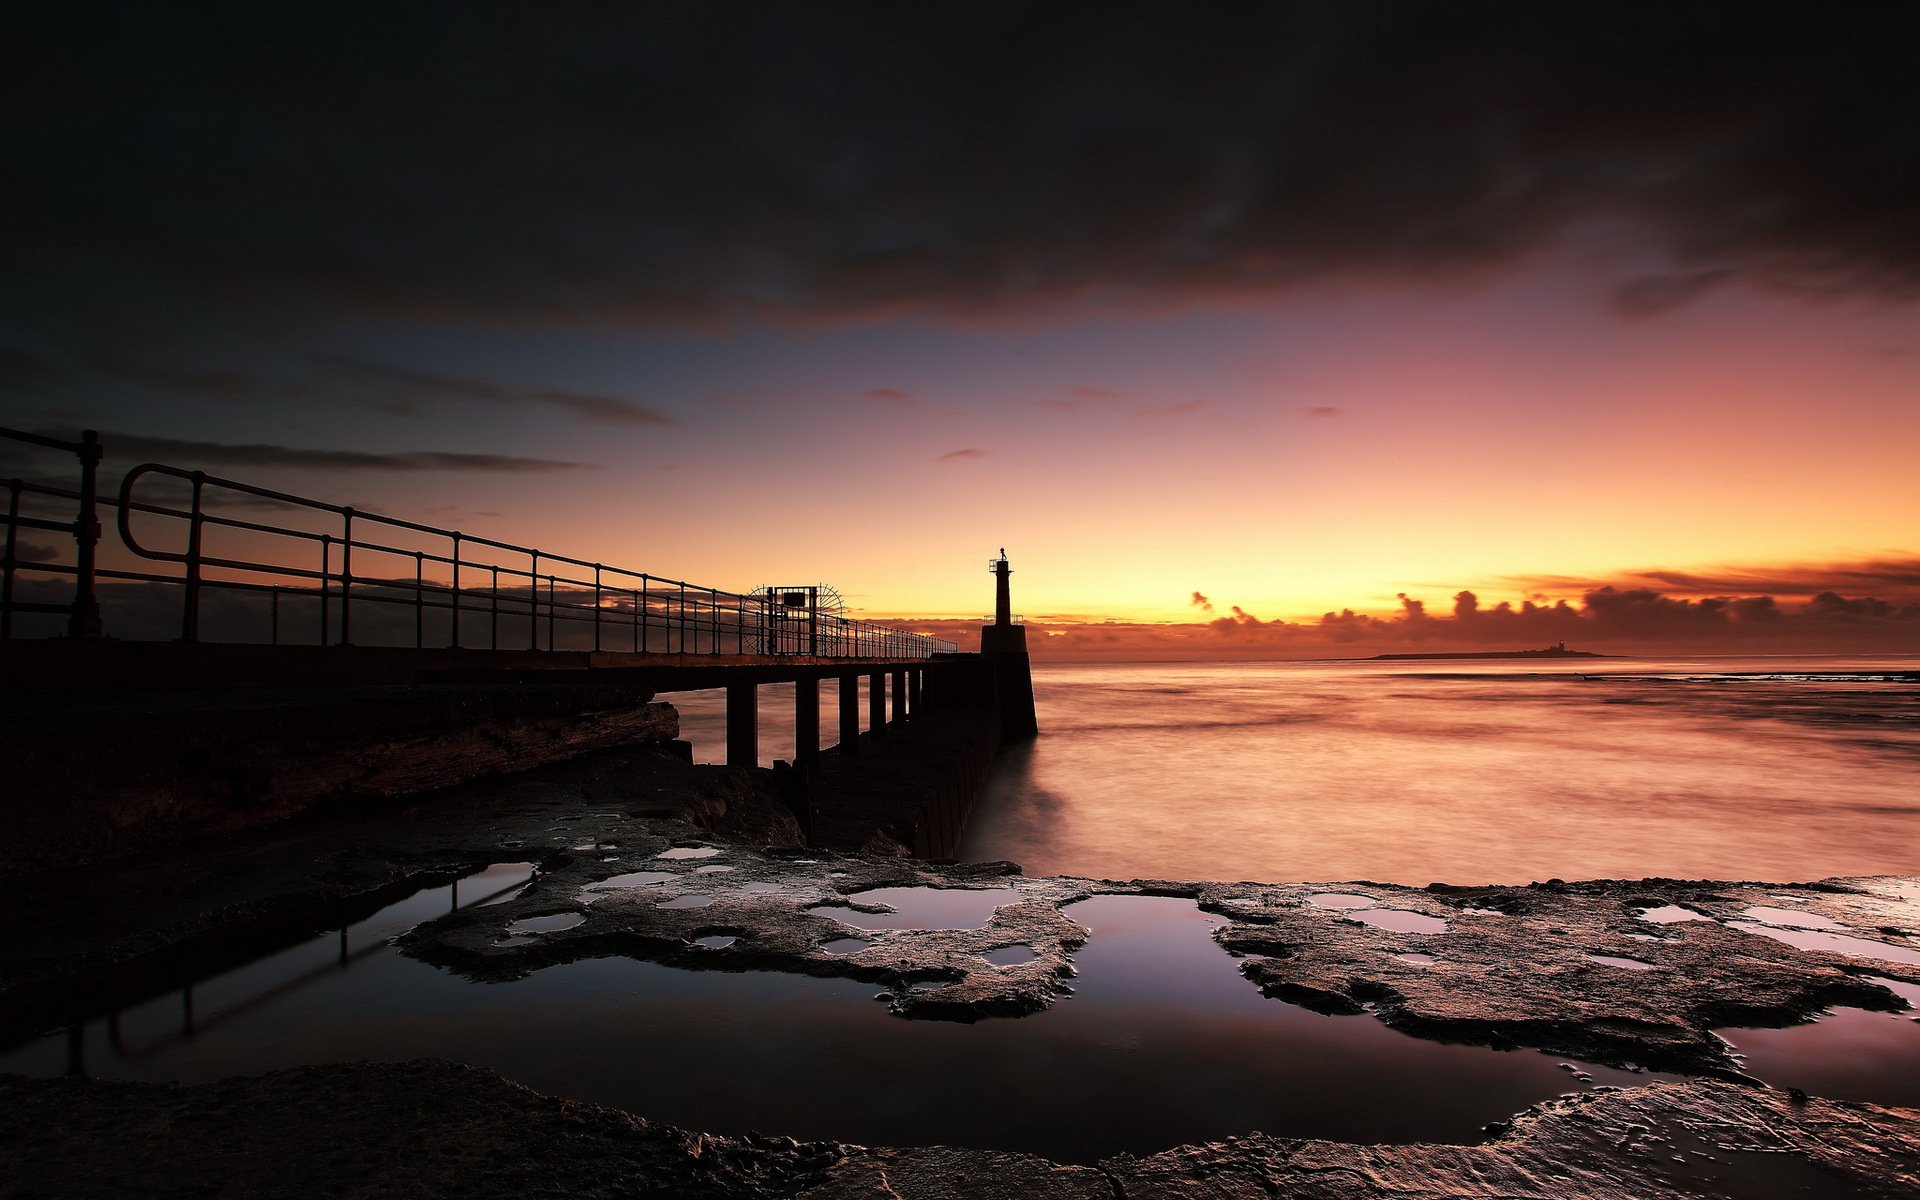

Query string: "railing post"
[[270, 587, 280, 645], [547, 574, 556, 650], [838, 673, 860, 754], [726, 682, 759, 767], [181, 471, 207, 642], [2, 480, 19, 641], [414, 551, 425, 648], [316, 532, 329, 646], [67, 429, 102, 639], [593, 564, 603, 652], [449, 533, 463, 649], [638, 575, 649, 653], [529, 552, 540, 649], [338, 507, 354, 645], [631, 588, 640, 652]]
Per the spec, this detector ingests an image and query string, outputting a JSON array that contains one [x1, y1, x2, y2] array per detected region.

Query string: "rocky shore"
[[3, 741, 1917, 1198]]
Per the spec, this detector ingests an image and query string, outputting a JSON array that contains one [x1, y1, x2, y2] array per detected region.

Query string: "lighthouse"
[[979, 549, 1037, 736], [981, 549, 1027, 654]]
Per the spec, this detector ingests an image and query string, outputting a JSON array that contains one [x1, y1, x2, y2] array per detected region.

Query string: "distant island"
[[1369, 642, 1609, 661]]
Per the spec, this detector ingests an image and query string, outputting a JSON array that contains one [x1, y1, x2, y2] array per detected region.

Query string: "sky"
[[3, 3, 1917, 658]]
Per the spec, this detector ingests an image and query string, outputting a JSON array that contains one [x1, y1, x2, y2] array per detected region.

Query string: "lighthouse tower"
[[981, 548, 1027, 654], [979, 549, 1037, 737]]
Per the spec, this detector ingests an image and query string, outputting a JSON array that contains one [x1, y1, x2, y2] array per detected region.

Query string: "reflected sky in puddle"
[[507, 913, 585, 935], [655, 895, 712, 910], [1721, 990, 1920, 1109], [982, 945, 1037, 966], [1725, 921, 1920, 966], [1587, 954, 1655, 971], [587, 871, 676, 890], [1739, 906, 1845, 930], [1347, 909, 1448, 935], [0, 892, 1677, 1163], [655, 847, 721, 860], [808, 886, 1024, 931], [1636, 905, 1708, 924]]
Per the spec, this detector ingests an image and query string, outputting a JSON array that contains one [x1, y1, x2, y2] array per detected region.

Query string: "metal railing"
[[1, 426, 955, 658], [2, 427, 103, 639]]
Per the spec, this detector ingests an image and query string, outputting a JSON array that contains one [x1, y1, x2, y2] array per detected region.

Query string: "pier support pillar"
[[868, 671, 887, 740], [909, 668, 923, 717], [838, 673, 860, 753], [891, 668, 908, 724], [794, 676, 819, 774], [726, 682, 759, 767]]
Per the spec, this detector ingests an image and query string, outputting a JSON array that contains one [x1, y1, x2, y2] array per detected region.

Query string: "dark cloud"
[[1190, 591, 1213, 613], [937, 448, 985, 461], [317, 357, 674, 426], [0, 344, 61, 390], [859, 388, 915, 406], [1303, 406, 1341, 418], [9, 541, 59, 563], [96, 431, 587, 474], [8, 2, 1919, 347], [81, 352, 306, 401], [1507, 557, 1920, 601], [1190, 580, 1919, 657]]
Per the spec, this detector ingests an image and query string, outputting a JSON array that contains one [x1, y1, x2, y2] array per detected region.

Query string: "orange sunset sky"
[[3, 6, 1917, 659]]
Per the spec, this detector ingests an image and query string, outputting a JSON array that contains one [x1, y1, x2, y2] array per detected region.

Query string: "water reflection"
[[962, 657, 1920, 885], [0, 889, 1671, 1162]]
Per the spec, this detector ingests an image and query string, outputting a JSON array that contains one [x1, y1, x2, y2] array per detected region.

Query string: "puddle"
[[1721, 1001, 1920, 1110], [508, 913, 586, 935], [693, 936, 738, 950], [587, 871, 677, 890], [1587, 955, 1656, 971], [1346, 909, 1448, 935], [492, 935, 538, 949], [1725, 921, 1920, 966], [1870, 976, 1920, 1006], [983, 946, 1038, 967], [821, 938, 871, 955], [694, 866, 736, 875], [655, 847, 722, 861], [1637, 905, 1709, 924], [656, 895, 713, 910], [807, 887, 1024, 932], [738, 882, 790, 895], [1394, 953, 1437, 966], [1, 893, 1680, 1164], [1739, 906, 1846, 930], [1306, 893, 1376, 910]]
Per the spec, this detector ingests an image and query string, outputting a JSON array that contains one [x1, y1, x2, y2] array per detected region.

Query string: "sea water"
[[955, 656, 1919, 885]]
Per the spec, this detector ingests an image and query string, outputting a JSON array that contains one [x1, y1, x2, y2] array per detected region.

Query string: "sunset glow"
[[4, 5, 1916, 659]]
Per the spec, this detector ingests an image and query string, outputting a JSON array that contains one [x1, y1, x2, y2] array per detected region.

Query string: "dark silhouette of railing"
[[1, 426, 955, 658], [1, 427, 103, 640]]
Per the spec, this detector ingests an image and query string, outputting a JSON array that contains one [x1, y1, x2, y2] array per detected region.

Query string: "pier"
[[1, 426, 1036, 874]]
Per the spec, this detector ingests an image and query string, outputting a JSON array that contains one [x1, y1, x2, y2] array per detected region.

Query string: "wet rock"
[[1200, 877, 1920, 1074], [5, 1064, 1915, 1200], [1103, 1079, 1920, 1199], [399, 840, 1093, 1021]]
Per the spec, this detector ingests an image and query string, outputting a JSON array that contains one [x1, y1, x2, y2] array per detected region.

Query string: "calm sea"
[[955, 657, 1920, 887]]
